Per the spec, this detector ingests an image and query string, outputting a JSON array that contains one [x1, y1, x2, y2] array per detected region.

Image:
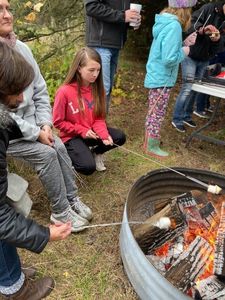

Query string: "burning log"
[[194, 275, 225, 300], [214, 202, 225, 278], [176, 192, 219, 233], [192, 190, 225, 214], [133, 200, 186, 253], [147, 236, 184, 274], [165, 236, 213, 292]]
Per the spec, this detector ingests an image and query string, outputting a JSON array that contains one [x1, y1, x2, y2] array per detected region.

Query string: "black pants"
[[65, 127, 126, 175]]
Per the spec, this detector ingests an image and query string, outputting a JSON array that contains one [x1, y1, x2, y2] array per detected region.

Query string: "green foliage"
[[11, 0, 84, 41], [111, 74, 127, 98], [30, 41, 79, 103]]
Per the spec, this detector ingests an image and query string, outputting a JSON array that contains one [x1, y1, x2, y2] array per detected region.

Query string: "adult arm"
[[85, 0, 126, 23]]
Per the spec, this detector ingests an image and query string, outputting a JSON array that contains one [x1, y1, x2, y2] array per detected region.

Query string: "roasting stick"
[[193, 9, 204, 32], [82, 221, 150, 229], [52, 141, 222, 194], [113, 143, 222, 195]]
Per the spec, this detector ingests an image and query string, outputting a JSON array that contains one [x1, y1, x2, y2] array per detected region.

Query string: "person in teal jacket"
[[144, 0, 197, 157]]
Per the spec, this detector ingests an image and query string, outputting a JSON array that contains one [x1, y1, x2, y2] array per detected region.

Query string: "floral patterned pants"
[[145, 87, 171, 139]]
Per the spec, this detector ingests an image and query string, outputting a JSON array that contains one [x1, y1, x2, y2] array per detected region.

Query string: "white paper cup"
[[129, 3, 142, 27]]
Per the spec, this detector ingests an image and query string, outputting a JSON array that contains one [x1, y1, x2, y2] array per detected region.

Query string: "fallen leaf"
[[24, 1, 32, 8], [25, 12, 36, 22], [33, 2, 44, 12]]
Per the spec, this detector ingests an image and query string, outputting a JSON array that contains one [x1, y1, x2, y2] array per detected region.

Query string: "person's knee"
[[76, 162, 96, 175], [39, 147, 58, 167], [115, 130, 126, 146]]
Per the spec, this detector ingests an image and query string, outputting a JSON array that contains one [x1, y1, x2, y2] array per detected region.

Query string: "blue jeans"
[[0, 241, 21, 287], [172, 56, 209, 126], [195, 92, 210, 112], [94, 47, 120, 112]]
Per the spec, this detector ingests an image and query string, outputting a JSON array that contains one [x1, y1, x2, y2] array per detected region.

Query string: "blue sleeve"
[[161, 22, 186, 67]]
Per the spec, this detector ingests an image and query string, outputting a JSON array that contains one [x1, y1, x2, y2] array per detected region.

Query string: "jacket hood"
[[0, 103, 13, 130], [153, 13, 179, 38]]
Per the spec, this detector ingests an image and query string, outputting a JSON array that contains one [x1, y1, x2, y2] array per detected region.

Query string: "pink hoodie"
[[53, 83, 109, 143]]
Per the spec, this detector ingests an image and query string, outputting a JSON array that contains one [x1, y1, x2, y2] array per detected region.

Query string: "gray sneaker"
[[70, 197, 93, 221], [50, 208, 89, 233], [94, 153, 106, 171]]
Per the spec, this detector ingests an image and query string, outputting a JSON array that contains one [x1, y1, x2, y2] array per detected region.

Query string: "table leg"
[[186, 98, 224, 147]]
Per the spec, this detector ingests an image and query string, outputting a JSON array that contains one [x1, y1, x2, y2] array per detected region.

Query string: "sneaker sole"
[[183, 121, 196, 128], [96, 167, 106, 172], [171, 122, 185, 133], [193, 111, 209, 119], [73, 210, 93, 221], [145, 149, 169, 159], [50, 216, 88, 233]]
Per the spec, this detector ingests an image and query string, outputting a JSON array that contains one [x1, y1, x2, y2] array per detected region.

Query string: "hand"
[[198, 27, 204, 35], [38, 130, 53, 146], [182, 46, 190, 56], [183, 32, 197, 46], [125, 9, 141, 24], [204, 25, 220, 41], [41, 125, 54, 142], [86, 129, 99, 139], [204, 24, 218, 34], [133, 17, 142, 30], [102, 135, 113, 146], [49, 222, 72, 241]]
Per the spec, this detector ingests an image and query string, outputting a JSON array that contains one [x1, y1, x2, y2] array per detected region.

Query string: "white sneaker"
[[94, 153, 106, 172], [70, 197, 93, 221], [50, 208, 89, 233]]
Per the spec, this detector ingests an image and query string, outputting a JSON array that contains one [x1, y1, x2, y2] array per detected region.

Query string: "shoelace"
[[70, 198, 88, 213]]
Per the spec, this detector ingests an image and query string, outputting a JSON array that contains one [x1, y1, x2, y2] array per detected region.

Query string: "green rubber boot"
[[146, 137, 169, 158]]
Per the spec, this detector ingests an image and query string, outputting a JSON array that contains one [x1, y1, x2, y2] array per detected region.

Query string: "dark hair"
[[64, 47, 106, 118], [0, 42, 34, 101]]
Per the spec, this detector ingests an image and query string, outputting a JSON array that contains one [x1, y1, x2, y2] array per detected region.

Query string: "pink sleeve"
[[92, 118, 109, 140], [53, 89, 89, 137]]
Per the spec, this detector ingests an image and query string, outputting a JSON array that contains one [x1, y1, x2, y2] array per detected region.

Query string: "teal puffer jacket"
[[144, 13, 186, 89]]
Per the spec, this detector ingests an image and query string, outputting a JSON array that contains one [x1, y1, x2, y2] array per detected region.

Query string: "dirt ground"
[[15, 55, 225, 300]]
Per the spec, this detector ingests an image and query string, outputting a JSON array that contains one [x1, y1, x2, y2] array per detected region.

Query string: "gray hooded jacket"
[[9, 40, 52, 143]]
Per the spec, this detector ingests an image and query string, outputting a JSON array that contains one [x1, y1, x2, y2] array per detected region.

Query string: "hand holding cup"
[[125, 3, 142, 29]]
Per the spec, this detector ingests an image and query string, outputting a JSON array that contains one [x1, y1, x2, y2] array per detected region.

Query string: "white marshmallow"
[[154, 217, 171, 229], [207, 184, 222, 195]]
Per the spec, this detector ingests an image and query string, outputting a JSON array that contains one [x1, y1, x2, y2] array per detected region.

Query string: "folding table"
[[186, 82, 225, 147]]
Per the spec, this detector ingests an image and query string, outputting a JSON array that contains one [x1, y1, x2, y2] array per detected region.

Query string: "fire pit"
[[120, 168, 225, 300]]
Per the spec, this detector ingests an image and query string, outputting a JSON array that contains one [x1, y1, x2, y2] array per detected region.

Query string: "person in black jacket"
[[84, 0, 142, 112], [172, 1, 225, 132], [0, 42, 71, 300]]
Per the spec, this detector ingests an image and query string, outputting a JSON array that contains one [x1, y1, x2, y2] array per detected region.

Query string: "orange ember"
[[155, 243, 170, 256]]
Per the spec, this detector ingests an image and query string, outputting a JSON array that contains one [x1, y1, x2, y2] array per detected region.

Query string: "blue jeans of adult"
[[0, 241, 21, 289], [94, 47, 120, 113], [195, 92, 210, 112], [172, 56, 209, 126]]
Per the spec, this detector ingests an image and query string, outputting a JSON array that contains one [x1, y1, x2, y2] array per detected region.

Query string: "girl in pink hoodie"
[[53, 47, 126, 175]]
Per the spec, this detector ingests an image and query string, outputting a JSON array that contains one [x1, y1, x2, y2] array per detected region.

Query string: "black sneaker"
[[171, 122, 186, 133], [206, 106, 214, 113], [183, 120, 197, 128], [193, 111, 209, 119]]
